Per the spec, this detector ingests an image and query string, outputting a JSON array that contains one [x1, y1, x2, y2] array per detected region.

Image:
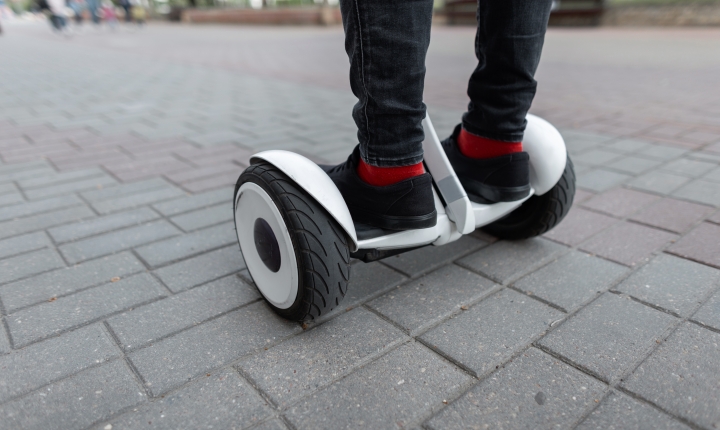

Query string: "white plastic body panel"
[[524, 114, 567, 196], [250, 150, 359, 251]]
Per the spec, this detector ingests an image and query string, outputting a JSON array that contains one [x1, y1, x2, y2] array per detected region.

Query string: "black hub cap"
[[253, 218, 281, 272]]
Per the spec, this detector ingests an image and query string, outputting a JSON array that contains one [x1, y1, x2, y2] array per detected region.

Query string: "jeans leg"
[[463, 0, 553, 142], [339, 0, 433, 167]]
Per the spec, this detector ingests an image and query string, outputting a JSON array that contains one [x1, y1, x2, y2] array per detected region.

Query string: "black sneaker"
[[442, 124, 531, 203], [319, 146, 437, 231]]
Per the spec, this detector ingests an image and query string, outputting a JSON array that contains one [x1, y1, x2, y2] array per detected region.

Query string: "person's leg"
[[463, 0, 552, 144], [441, 0, 552, 204], [321, 0, 437, 231]]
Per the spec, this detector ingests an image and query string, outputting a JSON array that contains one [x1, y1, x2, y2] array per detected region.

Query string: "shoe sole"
[[350, 209, 438, 231], [462, 180, 531, 204]]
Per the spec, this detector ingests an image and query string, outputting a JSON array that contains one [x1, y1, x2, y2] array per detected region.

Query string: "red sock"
[[458, 127, 522, 159], [357, 158, 425, 187]]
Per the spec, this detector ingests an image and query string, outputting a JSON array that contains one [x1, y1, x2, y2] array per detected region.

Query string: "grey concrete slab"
[[59, 220, 181, 264], [628, 171, 691, 195], [0, 360, 145, 430], [284, 342, 474, 430], [0, 324, 118, 404], [381, 236, 487, 277], [538, 293, 677, 383], [543, 207, 617, 247], [47, 207, 160, 244], [6, 273, 167, 348], [579, 221, 677, 267], [642, 145, 688, 161], [573, 149, 623, 166], [107, 274, 259, 350], [152, 188, 230, 216], [239, 308, 406, 407], [630, 198, 714, 234], [129, 301, 301, 396], [576, 169, 632, 192], [134, 222, 236, 268], [170, 203, 233, 232], [513, 251, 628, 312], [0, 328, 9, 355], [425, 347, 606, 430], [24, 175, 118, 200], [576, 391, 691, 430], [334, 261, 407, 311], [421, 289, 562, 377], [457, 238, 567, 284], [672, 178, 720, 207], [607, 156, 663, 175], [692, 289, 720, 332], [153, 245, 245, 293], [0, 231, 50, 260], [621, 323, 720, 430], [0, 192, 24, 207], [667, 222, 720, 269], [17, 167, 106, 189], [0, 252, 144, 313], [615, 253, 720, 317], [662, 158, 717, 178], [367, 265, 499, 335], [0, 248, 65, 285], [0, 205, 95, 240], [105, 369, 274, 430], [80, 178, 169, 201]]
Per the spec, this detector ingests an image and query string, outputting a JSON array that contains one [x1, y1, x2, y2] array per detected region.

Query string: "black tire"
[[234, 162, 351, 321], [481, 156, 576, 240]]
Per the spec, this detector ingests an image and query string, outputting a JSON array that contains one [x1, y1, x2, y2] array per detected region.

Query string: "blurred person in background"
[[130, 0, 145, 26], [321, 0, 553, 231], [119, 0, 130, 22], [68, 0, 85, 26], [100, 0, 117, 28], [40, 0, 69, 33], [86, 0, 100, 24]]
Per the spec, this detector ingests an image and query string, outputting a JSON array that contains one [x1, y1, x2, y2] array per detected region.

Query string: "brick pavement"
[[0, 22, 719, 429]]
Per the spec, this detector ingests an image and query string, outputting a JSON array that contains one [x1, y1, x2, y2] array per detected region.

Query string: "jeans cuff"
[[360, 147, 424, 168], [461, 121, 524, 143]]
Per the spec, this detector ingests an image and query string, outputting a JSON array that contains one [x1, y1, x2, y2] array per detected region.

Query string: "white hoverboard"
[[233, 113, 575, 321]]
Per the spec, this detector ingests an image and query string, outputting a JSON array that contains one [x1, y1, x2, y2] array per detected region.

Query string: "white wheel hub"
[[235, 182, 298, 309]]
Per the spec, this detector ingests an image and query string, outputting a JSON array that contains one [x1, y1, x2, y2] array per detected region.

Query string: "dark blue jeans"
[[339, 0, 553, 167]]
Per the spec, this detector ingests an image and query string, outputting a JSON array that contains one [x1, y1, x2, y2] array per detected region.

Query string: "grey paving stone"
[[662, 158, 717, 178], [17, 167, 106, 189], [581, 188, 660, 218], [579, 221, 677, 267], [573, 149, 623, 166], [577, 391, 690, 430], [135, 222, 235, 268], [621, 323, 720, 429], [0, 252, 144, 313], [106, 369, 273, 430], [0, 194, 83, 223], [615, 253, 720, 317], [0, 324, 118, 403], [334, 261, 407, 311], [672, 178, 720, 207], [152, 188, 230, 216], [252, 419, 288, 430], [381, 236, 487, 277], [367, 265, 499, 335], [0, 192, 24, 207], [421, 289, 562, 378], [240, 307, 405, 407], [92, 186, 187, 214], [48, 207, 160, 244], [425, 347, 606, 430], [0, 248, 65, 285], [538, 293, 676, 383], [628, 171, 691, 195], [514, 251, 628, 312], [607, 156, 663, 175], [630, 197, 714, 233], [543, 207, 617, 246], [0, 360, 145, 430], [7, 273, 166, 348], [458, 238, 567, 284], [704, 166, 720, 183], [153, 245, 245, 293], [0, 328, 9, 354], [667, 222, 720, 269], [0, 205, 95, 240], [0, 182, 18, 196], [692, 288, 720, 331], [641, 145, 688, 161], [81, 178, 169, 201], [284, 342, 474, 429], [602, 138, 653, 154], [25, 175, 118, 200], [170, 203, 233, 232], [108, 274, 259, 350], [577, 169, 632, 192], [0, 231, 50, 260], [0, 165, 56, 185], [129, 301, 301, 396], [59, 220, 181, 264]]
